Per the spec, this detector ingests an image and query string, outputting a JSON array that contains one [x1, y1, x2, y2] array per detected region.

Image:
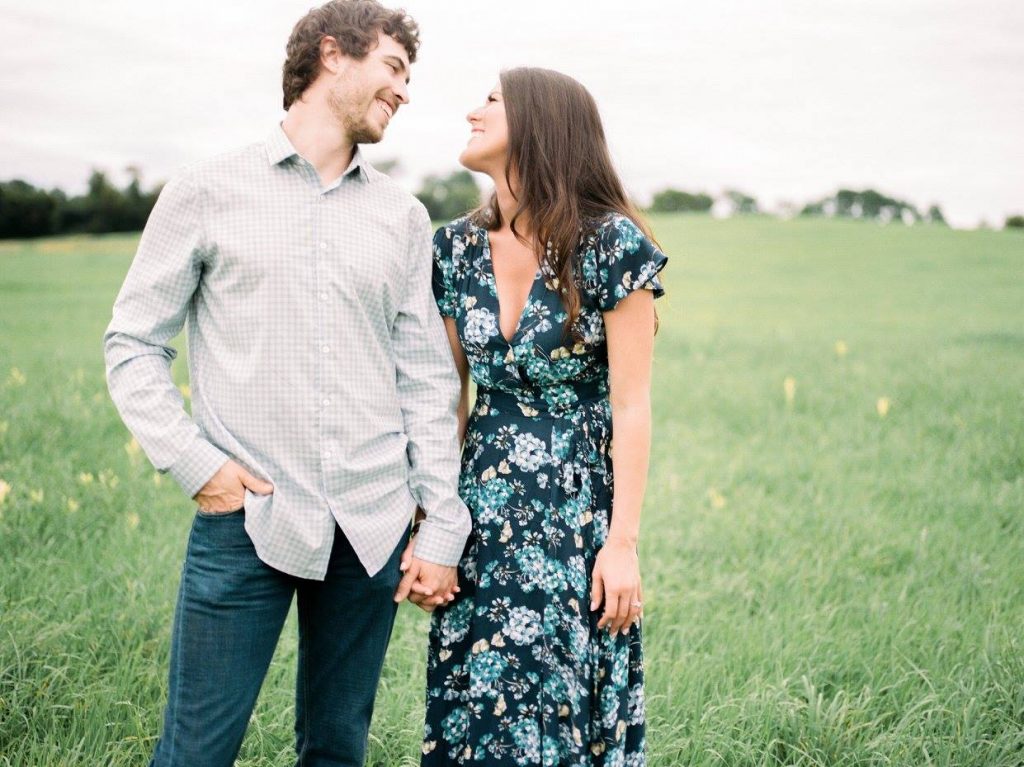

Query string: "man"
[[103, 2, 470, 765]]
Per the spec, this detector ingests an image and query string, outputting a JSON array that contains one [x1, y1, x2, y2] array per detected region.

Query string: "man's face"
[[328, 31, 411, 145]]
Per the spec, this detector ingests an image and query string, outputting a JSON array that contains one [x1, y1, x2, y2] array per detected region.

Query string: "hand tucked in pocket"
[[194, 459, 274, 514]]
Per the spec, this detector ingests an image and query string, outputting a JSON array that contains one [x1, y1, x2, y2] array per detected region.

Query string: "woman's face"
[[459, 83, 508, 174]]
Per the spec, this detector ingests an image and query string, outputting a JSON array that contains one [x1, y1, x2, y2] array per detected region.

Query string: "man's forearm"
[[105, 332, 227, 497]]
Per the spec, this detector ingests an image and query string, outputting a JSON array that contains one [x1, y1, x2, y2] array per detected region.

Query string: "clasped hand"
[[393, 534, 459, 612]]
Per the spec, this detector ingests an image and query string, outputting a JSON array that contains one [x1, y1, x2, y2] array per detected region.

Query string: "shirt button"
[[324, 450, 333, 459], [319, 242, 328, 250], [321, 345, 330, 354], [319, 292, 328, 301], [322, 398, 331, 407]]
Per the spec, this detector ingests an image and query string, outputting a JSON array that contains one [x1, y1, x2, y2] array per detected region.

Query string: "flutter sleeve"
[[431, 224, 460, 318], [594, 215, 668, 312]]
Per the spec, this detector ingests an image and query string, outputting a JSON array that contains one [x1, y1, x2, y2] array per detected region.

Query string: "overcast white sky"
[[1, 0, 1021, 227]]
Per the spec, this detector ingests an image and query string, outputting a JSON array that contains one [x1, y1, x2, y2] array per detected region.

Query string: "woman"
[[416, 68, 667, 766]]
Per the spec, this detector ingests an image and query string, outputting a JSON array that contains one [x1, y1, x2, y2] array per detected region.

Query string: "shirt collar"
[[264, 123, 371, 184]]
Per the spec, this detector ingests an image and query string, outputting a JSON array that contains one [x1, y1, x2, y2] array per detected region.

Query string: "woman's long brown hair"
[[469, 67, 656, 337]]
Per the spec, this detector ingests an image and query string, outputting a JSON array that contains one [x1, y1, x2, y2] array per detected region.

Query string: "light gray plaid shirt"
[[104, 125, 471, 579]]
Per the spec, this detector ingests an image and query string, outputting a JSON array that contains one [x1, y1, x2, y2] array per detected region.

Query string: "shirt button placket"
[[314, 196, 333, 473]]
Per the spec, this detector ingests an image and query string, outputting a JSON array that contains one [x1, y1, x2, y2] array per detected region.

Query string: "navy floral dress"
[[422, 213, 667, 767]]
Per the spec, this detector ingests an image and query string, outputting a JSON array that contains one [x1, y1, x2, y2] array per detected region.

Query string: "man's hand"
[[394, 539, 459, 612], [194, 460, 274, 514]]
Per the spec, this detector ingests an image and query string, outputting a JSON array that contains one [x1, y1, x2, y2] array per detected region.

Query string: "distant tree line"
[[648, 185, 954, 225], [3, 168, 1022, 238], [649, 188, 760, 215], [799, 188, 947, 225], [414, 170, 481, 222], [0, 169, 161, 239]]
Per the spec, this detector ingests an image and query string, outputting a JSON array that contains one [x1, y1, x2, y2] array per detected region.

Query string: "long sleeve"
[[103, 171, 228, 498], [394, 205, 472, 566]]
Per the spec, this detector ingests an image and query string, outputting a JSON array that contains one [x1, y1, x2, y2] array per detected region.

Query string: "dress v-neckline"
[[480, 227, 542, 346]]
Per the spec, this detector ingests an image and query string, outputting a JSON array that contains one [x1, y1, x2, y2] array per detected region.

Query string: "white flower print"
[[509, 432, 547, 472], [501, 606, 543, 646], [464, 307, 499, 346]]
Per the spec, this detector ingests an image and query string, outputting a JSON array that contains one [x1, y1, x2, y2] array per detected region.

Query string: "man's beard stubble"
[[327, 81, 384, 146]]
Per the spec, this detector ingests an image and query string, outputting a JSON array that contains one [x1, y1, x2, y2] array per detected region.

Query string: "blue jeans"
[[149, 510, 405, 767]]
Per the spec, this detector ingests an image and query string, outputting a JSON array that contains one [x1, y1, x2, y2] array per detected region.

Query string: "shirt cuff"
[[413, 519, 469, 567], [166, 436, 229, 498]]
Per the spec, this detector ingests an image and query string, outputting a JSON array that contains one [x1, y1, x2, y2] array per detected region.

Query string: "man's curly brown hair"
[[282, 0, 420, 110]]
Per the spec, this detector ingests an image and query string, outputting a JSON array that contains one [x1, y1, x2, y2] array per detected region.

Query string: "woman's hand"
[[396, 514, 459, 612], [591, 536, 643, 636]]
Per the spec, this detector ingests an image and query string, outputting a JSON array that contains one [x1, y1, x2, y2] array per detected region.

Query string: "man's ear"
[[319, 35, 345, 75]]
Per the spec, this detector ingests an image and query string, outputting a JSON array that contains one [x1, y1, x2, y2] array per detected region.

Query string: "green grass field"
[[1, 215, 1022, 765]]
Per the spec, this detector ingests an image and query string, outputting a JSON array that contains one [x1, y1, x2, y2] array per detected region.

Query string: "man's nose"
[[395, 80, 410, 105]]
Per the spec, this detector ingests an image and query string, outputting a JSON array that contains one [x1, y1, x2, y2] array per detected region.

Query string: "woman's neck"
[[489, 170, 532, 242]]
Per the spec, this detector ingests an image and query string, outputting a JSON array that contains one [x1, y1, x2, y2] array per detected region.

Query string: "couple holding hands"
[[105, 1, 667, 765]]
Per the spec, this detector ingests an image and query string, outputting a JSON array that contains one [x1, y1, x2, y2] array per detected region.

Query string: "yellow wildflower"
[[66, 497, 80, 513], [0, 479, 10, 505], [124, 438, 141, 460], [835, 340, 848, 357], [707, 488, 726, 510], [877, 397, 891, 417], [29, 489, 44, 504], [7, 368, 26, 387], [783, 376, 796, 405], [78, 472, 94, 485], [126, 512, 140, 530]]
